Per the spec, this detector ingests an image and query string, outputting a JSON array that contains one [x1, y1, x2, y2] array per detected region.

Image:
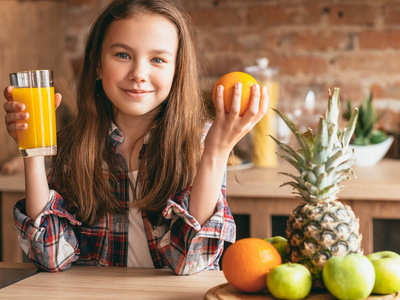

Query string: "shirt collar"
[[108, 122, 151, 150]]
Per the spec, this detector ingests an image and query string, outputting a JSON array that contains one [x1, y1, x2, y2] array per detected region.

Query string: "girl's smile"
[[121, 88, 155, 100]]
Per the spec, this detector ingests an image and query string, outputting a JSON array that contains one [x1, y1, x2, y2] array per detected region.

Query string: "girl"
[[3, 0, 268, 274]]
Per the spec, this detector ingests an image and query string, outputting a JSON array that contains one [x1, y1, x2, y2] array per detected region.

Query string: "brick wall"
[[64, 0, 400, 131]]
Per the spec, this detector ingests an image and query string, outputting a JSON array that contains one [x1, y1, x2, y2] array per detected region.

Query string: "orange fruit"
[[212, 71, 258, 116], [222, 238, 282, 293]]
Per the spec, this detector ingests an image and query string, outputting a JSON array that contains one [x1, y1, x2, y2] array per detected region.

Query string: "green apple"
[[367, 251, 400, 294], [322, 254, 375, 300], [265, 236, 289, 262], [267, 263, 312, 300]]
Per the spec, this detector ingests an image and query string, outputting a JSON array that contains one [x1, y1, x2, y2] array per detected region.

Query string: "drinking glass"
[[9, 70, 57, 157]]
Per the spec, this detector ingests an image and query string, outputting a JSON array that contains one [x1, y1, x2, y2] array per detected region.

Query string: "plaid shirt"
[[13, 124, 236, 274]]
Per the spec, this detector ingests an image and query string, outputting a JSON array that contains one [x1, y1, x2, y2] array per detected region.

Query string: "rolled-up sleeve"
[[161, 175, 236, 275], [13, 190, 81, 272]]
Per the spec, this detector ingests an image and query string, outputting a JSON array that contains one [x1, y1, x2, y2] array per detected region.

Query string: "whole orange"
[[222, 238, 282, 293], [212, 71, 258, 116]]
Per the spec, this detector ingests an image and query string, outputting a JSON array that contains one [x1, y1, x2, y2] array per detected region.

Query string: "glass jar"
[[244, 58, 280, 168]]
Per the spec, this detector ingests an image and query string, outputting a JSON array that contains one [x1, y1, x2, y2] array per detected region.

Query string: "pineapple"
[[270, 88, 362, 287]]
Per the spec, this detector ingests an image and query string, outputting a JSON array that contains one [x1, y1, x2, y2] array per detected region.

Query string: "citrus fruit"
[[212, 71, 258, 116], [221, 237, 282, 293]]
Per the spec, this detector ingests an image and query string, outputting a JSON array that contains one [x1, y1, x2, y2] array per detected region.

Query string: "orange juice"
[[12, 87, 57, 150]]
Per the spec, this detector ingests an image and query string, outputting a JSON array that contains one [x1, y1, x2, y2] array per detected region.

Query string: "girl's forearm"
[[24, 157, 50, 220], [189, 150, 229, 226]]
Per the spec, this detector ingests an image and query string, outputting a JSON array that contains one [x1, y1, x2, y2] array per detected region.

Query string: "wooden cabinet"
[[0, 174, 24, 262]]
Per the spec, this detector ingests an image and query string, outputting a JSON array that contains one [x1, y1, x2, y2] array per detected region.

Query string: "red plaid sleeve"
[[13, 191, 81, 272], [160, 174, 236, 275]]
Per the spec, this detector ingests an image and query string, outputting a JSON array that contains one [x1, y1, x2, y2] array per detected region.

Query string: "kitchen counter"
[[2, 158, 399, 198], [226, 158, 400, 201], [226, 159, 400, 254]]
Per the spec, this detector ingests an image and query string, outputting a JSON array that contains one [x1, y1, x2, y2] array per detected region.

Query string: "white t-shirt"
[[127, 170, 155, 268]]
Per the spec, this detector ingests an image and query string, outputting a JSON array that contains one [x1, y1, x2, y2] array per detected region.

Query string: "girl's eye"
[[151, 58, 165, 64], [116, 53, 130, 59]]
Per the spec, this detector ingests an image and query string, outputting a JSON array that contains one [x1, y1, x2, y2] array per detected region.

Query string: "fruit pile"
[[213, 74, 400, 299], [223, 237, 400, 299]]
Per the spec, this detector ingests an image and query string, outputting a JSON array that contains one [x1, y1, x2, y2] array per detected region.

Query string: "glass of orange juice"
[[9, 70, 57, 157]]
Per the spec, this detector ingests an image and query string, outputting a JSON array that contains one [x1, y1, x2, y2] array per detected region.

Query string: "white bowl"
[[350, 135, 394, 167]]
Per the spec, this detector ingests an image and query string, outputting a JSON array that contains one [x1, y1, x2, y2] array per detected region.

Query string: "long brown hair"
[[52, 0, 206, 226]]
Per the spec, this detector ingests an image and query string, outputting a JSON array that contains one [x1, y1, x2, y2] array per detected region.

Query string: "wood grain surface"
[[0, 264, 228, 299]]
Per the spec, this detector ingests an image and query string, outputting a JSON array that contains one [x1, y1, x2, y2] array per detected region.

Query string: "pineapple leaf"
[[305, 182, 319, 195], [280, 182, 311, 201], [277, 154, 304, 173], [313, 165, 326, 177], [269, 135, 306, 168], [303, 171, 318, 185], [280, 181, 306, 192], [303, 129, 314, 153], [318, 184, 342, 201], [342, 108, 359, 148], [334, 160, 355, 173], [326, 88, 340, 152], [326, 161, 354, 184], [271, 108, 312, 162], [326, 88, 340, 128], [333, 174, 352, 186], [279, 172, 307, 188], [313, 117, 329, 165], [325, 150, 354, 170], [317, 172, 329, 190]]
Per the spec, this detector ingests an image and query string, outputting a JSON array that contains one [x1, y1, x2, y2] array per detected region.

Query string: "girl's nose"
[[128, 62, 148, 83]]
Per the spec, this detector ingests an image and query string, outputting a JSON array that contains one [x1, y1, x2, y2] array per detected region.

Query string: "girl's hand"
[[205, 82, 269, 158], [190, 83, 268, 225], [3, 86, 62, 143]]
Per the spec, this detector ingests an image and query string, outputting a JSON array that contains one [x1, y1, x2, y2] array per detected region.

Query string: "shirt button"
[[153, 230, 159, 237]]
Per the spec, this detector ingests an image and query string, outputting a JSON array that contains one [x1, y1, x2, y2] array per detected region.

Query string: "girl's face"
[[99, 13, 178, 121]]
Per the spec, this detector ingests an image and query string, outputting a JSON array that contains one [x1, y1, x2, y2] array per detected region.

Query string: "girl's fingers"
[[228, 82, 242, 119], [214, 85, 225, 118], [55, 93, 62, 110], [255, 85, 269, 121], [7, 122, 27, 132], [241, 84, 268, 126], [5, 111, 29, 123], [3, 100, 25, 113], [3, 86, 13, 102], [242, 84, 260, 122]]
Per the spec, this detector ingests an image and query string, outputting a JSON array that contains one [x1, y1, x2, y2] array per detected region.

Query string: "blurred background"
[[1, 0, 400, 164]]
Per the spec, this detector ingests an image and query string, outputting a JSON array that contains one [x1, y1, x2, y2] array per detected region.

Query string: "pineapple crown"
[[270, 88, 359, 203]]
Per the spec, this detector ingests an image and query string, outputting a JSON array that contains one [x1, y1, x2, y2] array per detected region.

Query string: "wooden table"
[[0, 263, 228, 299], [226, 158, 400, 254], [1, 263, 398, 300]]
